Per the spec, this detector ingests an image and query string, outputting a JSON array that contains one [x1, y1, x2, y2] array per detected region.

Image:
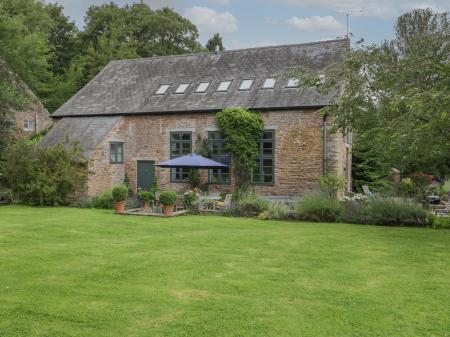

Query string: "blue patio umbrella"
[[156, 153, 228, 169]]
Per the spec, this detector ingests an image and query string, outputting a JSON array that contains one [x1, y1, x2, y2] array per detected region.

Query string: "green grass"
[[0, 206, 449, 337]]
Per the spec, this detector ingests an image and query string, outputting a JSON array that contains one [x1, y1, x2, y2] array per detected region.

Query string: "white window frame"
[[175, 83, 189, 94], [216, 80, 232, 92], [195, 82, 210, 93], [262, 78, 276, 89], [286, 78, 300, 88], [239, 79, 254, 91], [23, 118, 34, 131], [155, 84, 171, 95]]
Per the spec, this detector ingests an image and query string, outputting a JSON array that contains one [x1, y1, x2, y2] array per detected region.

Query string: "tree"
[[76, 3, 202, 86], [294, 9, 450, 180], [1, 140, 87, 205], [206, 33, 224, 52]]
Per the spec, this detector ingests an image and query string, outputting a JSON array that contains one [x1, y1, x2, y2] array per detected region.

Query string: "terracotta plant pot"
[[163, 204, 174, 216], [115, 201, 126, 214], [143, 201, 150, 209]]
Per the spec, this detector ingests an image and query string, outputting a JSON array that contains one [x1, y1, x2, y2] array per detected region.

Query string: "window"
[[110, 142, 124, 164], [175, 83, 189, 94], [208, 131, 231, 184], [23, 118, 34, 131], [286, 78, 300, 87], [239, 79, 253, 91], [195, 82, 210, 93], [252, 130, 275, 184], [216, 80, 232, 92], [155, 84, 170, 95], [170, 132, 192, 182], [262, 78, 276, 89]]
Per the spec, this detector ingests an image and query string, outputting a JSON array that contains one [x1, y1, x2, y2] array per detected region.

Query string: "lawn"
[[0, 206, 449, 337]]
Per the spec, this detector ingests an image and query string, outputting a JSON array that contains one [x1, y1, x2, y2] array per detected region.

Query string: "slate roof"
[[53, 39, 348, 117], [40, 116, 122, 156]]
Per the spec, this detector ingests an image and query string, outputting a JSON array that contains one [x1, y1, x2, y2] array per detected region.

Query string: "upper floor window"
[[262, 78, 276, 89], [208, 131, 231, 184], [155, 84, 170, 95], [175, 83, 189, 94], [286, 78, 300, 88], [195, 82, 210, 93], [23, 118, 34, 131], [110, 142, 124, 164], [252, 130, 275, 185], [170, 132, 192, 182], [239, 79, 254, 91], [216, 80, 232, 92]]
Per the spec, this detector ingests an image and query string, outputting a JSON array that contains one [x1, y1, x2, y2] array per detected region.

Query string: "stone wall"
[[86, 110, 350, 197]]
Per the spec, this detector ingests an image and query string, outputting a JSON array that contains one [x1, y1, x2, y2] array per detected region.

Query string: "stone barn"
[[41, 39, 352, 197]]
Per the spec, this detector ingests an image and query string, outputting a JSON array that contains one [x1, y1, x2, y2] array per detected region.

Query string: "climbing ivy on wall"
[[216, 108, 264, 188]]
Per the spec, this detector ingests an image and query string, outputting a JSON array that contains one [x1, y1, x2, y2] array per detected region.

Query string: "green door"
[[137, 160, 155, 191]]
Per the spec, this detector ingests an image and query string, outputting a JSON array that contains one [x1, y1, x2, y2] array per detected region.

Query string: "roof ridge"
[[109, 38, 349, 64]]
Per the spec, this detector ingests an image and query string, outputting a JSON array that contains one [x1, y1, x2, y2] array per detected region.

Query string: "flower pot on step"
[[163, 204, 174, 216], [115, 201, 126, 214]]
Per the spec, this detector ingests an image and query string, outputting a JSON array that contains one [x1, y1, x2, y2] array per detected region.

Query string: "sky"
[[46, 0, 450, 49]]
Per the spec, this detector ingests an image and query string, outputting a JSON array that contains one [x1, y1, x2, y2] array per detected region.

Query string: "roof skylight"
[[195, 82, 210, 93], [155, 84, 170, 95], [239, 79, 253, 91], [286, 78, 300, 88], [262, 78, 276, 89], [175, 83, 189, 94], [217, 80, 232, 92]]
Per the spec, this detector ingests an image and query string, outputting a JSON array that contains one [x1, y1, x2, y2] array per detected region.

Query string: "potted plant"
[[160, 190, 177, 216], [112, 185, 129, 213], [138, 190, 155, 209]]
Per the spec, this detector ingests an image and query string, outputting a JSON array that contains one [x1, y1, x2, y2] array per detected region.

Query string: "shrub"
[[430, 215, 450, 229], [1, 139, 87, 206], [112, 185, 128, 203], [123, 173, 132, 195], [232, 192, 269, 217], [318, 173, 344, 198], [126, 195, 141, 209], [184, 190, 198, 208], [91, 189, 113, 209], [160, 191, 177, 206], [296, 194, 345, 222], [258, 201, 293, 220], [138, 190, 155, 205], [76, 196, 93, 208], [363, 198, 429, 227]]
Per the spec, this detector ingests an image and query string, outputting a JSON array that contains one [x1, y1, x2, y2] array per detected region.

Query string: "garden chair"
[[362, 185, 375, 198], [214, 194, 232, 211]]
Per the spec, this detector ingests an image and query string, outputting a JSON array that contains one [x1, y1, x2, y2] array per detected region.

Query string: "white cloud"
[[185, 6, 238, 36], [228, 39, 280, 50], [272, 0, 450, 19], [207, 0, 231, 4], [287, 15, 344, 32]]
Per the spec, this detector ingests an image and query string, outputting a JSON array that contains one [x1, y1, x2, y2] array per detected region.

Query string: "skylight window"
[[262, 78, 276, 89], [195, 82, 210, 93], [175, 83, 189, 94], [155, 84, 170, 95], [286, 78, 300, 87], [217, 80, 232, 92], [239, 79, 253, 91]]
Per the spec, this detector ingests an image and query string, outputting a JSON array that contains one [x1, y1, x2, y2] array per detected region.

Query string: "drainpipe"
[[322, 113, 328, 175]]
